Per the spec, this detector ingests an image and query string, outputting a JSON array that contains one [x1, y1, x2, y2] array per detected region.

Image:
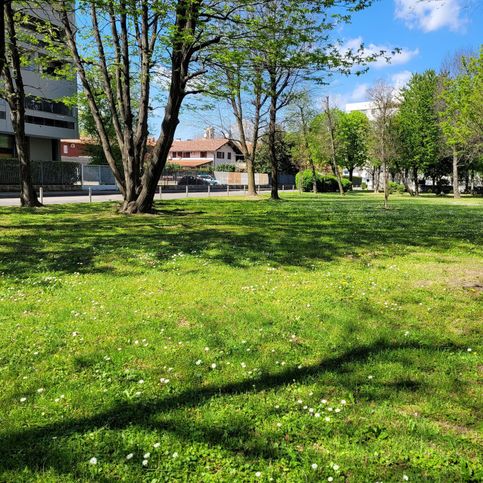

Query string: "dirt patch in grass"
[[434, 420, 482, 442], [447, 268, 483, 293], [415, 265, 483, 292]]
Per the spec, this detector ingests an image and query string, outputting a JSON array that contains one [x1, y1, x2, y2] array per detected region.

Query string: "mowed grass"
[[0, 193, 482, 482]]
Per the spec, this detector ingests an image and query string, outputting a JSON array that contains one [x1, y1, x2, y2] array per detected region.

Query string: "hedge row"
[[295, 170, 352, 192]]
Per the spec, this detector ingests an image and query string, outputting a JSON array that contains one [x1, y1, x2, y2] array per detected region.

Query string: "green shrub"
[[361, 182, 368, 190], [388, 181, 405, 194], [296, 170, 352, 192], [216, 164, 236, 172]]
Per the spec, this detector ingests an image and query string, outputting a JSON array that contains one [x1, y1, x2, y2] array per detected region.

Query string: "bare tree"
[[286, 91, 318, 193], [368, 81, 398, 209], [223, 61, 267, 196], [55, 0, 246, 213]]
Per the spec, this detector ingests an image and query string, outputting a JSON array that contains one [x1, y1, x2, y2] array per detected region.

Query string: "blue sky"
[[162, 0, 483, 140]]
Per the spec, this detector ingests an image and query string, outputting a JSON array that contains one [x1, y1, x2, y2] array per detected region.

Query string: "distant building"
[[345, 98, 400, 121], [60, 138, 94, 164], [168, 138, 244, 169], [345, 101, 377, 120], [0, 6, 78, 162]]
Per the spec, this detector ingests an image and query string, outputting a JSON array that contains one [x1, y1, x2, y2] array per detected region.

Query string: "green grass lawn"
[[0, 193, 482, 482]]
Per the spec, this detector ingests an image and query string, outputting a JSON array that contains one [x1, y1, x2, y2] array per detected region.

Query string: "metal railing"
[[0, 159, 116, 186]]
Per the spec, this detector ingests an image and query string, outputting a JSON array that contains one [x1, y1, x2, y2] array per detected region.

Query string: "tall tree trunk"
[[383, 161, 389, 209], [12, 113, 41, 207], [124, 64, 185, 213], [246, 153, 257, 196], [0, 0, 5, 76], [324, 97, 344, 195], [412, 166, 419, 196], [403, 168, 414, 196], [298, 105, 317, 193], [268, 69, 280, 201], [452, 146, 460, 198], [229, 64, 261, 197], [381, 121, 388, 209], [349, 167, 354, 182], [4, 0, 41, 207]]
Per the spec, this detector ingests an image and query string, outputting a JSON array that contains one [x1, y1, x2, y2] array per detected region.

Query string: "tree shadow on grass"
[[0, 198, 481, 278], [0, 339, 465, 475]]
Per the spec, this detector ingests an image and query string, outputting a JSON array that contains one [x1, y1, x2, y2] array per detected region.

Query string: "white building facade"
[[0, 7, 78, 162]]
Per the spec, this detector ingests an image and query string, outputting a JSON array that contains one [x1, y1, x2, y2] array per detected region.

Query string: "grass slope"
[[0, 193, 482, 482]]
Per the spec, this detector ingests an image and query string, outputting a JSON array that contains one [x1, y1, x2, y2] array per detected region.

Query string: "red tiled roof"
[[169, 159, 213, 168], [170, 138, 230, 152]]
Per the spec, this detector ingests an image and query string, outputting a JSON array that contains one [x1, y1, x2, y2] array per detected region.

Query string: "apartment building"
[[0, 6, 78, 162]]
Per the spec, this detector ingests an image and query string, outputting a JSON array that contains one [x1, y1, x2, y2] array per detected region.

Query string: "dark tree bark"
[[452, 146, 461, 198], [268, 68, 280, 200], [3, 0, 41, 207], [0, 0, 5, 76], [412, 166, 419, 196], [348, 167, 354, 183]]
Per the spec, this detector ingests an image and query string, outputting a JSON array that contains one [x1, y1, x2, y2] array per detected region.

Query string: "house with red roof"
[[168, 137, 244, 169]]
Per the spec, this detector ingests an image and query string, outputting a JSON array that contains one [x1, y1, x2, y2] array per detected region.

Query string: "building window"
[[216, 151, 225, 159], [183, 152, 191, 158], [200, 151, 207, 158], [63, 145, 68, 154], [0, 111, 6, 120], [0, 134, 14, 158], [227, 152, 232, 160], [25, 115, 75, 130], [25, 96, 73, 116]]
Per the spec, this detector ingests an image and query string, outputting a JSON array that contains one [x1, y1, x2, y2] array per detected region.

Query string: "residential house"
[[168, 138, 244, 169]]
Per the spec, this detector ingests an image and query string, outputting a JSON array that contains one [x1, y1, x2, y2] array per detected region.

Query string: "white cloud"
[[395, 0, 468, 32], [391, 70, 413, 90], [341, 37, 419, 69], [351, 83, 369, 101]]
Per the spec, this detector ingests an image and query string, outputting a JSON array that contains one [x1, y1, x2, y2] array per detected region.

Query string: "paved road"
[[0, 188, 291, 207]]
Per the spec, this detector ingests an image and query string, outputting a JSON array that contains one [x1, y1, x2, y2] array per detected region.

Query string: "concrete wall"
[[214, 171, 269, 186]]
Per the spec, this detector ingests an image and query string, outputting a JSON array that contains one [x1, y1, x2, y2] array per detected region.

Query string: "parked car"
[[177, 176, 208, 186], [197, 174, 221, 186]]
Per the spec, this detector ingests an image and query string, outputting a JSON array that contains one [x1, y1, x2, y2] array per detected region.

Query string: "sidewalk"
[[0, 187, 290, 207]]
